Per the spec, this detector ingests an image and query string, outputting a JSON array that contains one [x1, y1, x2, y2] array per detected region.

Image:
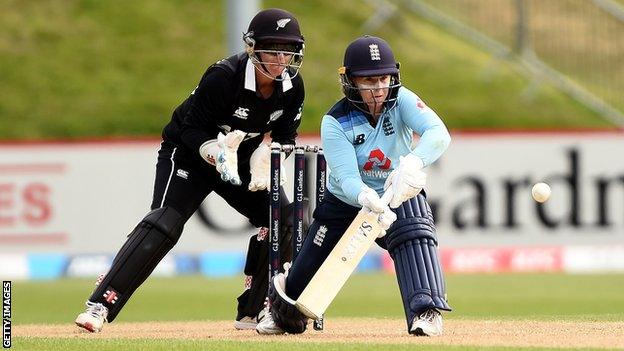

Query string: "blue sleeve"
[[397, 87, 451, 167], [321, 115, 366, 202]]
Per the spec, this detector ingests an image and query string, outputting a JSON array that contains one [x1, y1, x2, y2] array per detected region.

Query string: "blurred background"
[[1, 0, 624, 324]]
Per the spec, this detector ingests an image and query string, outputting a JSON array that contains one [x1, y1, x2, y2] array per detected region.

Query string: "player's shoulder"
[[290, 70, 304, 86], [396, 85, 433, 112], [214, 52, 247, 74], [323, 99, 368, 132], [397, 86, 420, 102], [325, 98, 350, 119], [203, 53, 246, 81], [286, 71, 304, 97]]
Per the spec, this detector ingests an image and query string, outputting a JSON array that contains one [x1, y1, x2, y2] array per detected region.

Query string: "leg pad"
[[268, 274, 308, 334], [383, 194, 451, 331], [89, 206, 184, 321]]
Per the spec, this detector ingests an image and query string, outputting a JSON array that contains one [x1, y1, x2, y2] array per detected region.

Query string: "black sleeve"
[[270, 76, 304, 146], [180, 68, 233, 153]]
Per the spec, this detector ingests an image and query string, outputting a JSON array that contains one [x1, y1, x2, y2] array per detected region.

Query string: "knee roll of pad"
[[385, 194, 437, 252], [142, 206, 185, 241], [91, 206, 184, 322], [268, 274, 308, 334]]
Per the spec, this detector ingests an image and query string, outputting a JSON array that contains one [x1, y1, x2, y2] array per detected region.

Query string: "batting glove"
[[384, 154, 426, 209], [357, 186, 386, 213], [377, 206, 397, 238]]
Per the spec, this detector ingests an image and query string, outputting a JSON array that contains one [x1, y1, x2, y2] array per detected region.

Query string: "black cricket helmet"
[[339, 35, 401, 114], [243, 8, 305, 80]]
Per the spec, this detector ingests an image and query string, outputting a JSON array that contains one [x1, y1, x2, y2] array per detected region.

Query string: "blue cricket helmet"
[[339, 35, 401, 115], [342, 35, 399, 76]]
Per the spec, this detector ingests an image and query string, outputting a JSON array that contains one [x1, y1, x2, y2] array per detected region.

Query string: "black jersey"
[[163, 52, 304, 162]]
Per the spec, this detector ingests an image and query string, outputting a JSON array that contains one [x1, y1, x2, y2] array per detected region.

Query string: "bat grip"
[[380, 187, 394, 205]]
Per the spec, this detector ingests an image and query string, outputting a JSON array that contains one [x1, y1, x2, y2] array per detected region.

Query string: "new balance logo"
[[354, 134, 365, 145], [233, 107, 249, 119], [369, 44, 381, 61], [276, 18, 291, 30]]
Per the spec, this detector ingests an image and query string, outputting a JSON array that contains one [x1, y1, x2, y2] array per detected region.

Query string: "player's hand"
[[216, 130, 246, 185], [377, 206, 397, 238], [384, 154, 426, 208], [248, 143, 286, 191], [357, 186, 386, 213]]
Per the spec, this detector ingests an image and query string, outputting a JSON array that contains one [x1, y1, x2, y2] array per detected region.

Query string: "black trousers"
[[89, 140, 285, 321], [285, 192, 379, 299], [153, 141, 291, 319], [151, 140, 274, 227]]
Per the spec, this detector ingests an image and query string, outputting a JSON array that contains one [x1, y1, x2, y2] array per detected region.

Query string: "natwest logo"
[[361, 149, 392, 179], [363, 149, 391, 171]]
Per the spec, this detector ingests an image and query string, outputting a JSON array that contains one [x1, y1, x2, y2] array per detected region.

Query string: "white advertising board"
[[0, 132, 622, 253]]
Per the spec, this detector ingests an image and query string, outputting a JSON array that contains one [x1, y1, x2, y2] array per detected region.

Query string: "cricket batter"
[[256, 35, 452, 336], [75, 8, 307, 332]]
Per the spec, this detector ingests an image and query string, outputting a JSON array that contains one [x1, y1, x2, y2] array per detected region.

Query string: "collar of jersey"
[[244, 59, 293, 93]]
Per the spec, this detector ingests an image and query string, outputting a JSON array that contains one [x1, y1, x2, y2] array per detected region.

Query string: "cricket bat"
[[295, 190, 393, 320]]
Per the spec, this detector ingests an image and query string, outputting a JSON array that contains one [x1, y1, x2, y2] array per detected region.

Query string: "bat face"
[[296, 209, 383, 319], [341, 217, 375, 262]]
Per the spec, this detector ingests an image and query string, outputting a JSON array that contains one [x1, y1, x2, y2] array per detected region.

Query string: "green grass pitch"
[[10, 272, 624, 350]]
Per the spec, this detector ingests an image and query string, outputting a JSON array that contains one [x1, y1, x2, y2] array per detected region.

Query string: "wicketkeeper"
[[75, 8, 308, 333], [256, 35, 452, 336]]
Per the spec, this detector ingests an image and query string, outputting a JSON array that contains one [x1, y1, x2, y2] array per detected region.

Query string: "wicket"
[[269, 143, 326, 331]]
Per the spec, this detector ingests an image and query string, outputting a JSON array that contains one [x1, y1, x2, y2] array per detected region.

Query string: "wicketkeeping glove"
[[384, 153, 426, 208], [199, 130, 246, 185], [248, 143, 286, 191], [216, 130, 247, 185]]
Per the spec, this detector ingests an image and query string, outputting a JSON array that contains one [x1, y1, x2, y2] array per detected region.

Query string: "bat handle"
[[380, 187, 394, 205]]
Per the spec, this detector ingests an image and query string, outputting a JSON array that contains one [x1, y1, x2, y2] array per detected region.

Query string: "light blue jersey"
[[321, 86, 451, 207]]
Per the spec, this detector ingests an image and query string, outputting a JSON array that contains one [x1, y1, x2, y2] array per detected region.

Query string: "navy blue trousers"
[[285, 191, 388, 299]]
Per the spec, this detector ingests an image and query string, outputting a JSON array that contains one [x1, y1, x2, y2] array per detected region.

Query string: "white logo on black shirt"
[[294, 104, 303, 121], [267, 110, 284, 124], [233, 107, 249, 119], [176, 169, 189, 179]]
